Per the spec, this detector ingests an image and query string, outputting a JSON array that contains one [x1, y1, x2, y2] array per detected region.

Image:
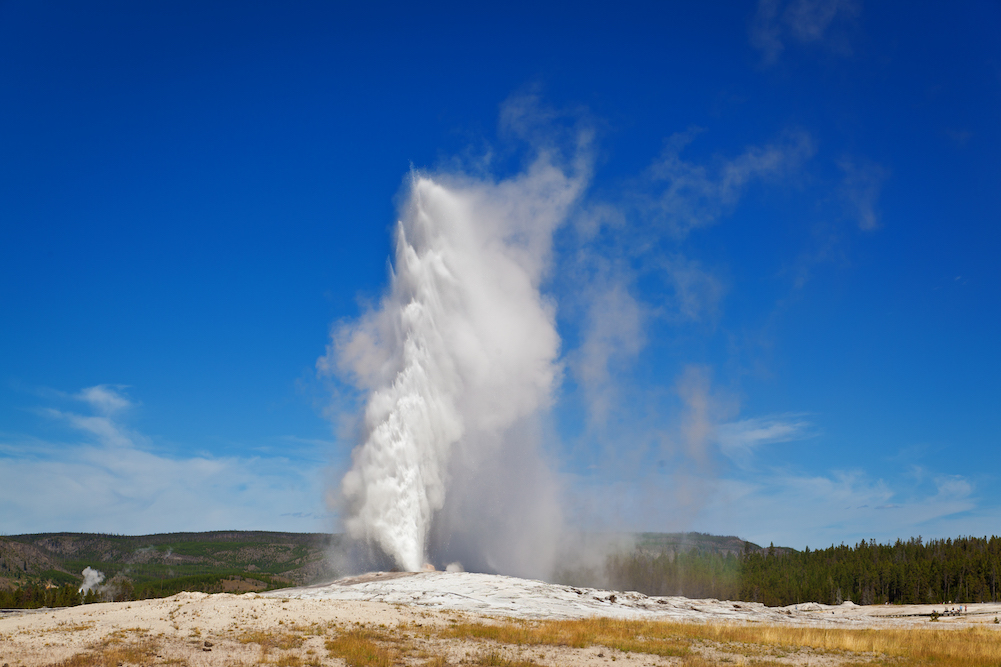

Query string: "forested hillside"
[[0, 531, 340, 608]]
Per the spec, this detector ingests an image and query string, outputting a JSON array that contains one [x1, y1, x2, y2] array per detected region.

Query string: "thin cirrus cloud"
[[697, 469, 977, 548], [559, 464, 978, 550], [641, 127, 815, 238], [750, 0, 860, 66], [0, 386, 328, 535], [75, 384, 132, 415], [715, 414, 816, 464], [702, 415, 979, 547], [838, 156, 889, 231]]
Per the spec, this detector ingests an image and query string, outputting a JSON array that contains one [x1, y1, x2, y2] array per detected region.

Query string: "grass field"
[[425, 617, 1001, 666], [49, 616, 1001, 666], [78, 617, 1001, 666]]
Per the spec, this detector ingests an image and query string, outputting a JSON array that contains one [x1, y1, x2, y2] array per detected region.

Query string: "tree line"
[[0, 583, 98, 609], [739, 536, 1001, 606], [594, 535, 1001, 607], [0, 571, 283, 609]]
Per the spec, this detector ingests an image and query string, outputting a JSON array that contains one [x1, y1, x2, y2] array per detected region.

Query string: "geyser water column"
[[325, 162, 583, 572]]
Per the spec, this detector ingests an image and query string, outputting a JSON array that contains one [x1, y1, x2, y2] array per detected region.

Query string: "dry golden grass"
[[324, 628, 399, 667], [467, 652, 541, 666], [264, 653, 321, 667], [237, 629, 305, 653], [235, 628, 326, 666], [696, 621, 1001, 666], [435, 616, 1001, 666], [439, 618, 689, 657], [51, 637, 159, 667]]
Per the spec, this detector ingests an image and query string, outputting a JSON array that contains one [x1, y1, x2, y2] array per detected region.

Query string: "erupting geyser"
[[322, 159, 584, 573]]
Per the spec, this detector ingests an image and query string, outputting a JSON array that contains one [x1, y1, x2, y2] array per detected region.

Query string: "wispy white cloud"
[[839, 156, 888, 231], [0, 386, 330, 535], [564, 463, 980, 549], [749, 0, 786, 65], [643, 128, 815, 237], [75, 384, 133, 415], [697, 469, 976, 548], [659, 254, 726, 324], [932, 474, 973, 502], [716, 414, 815, 464], [785, 0, 857, 43], [750, 0, 860, 66]]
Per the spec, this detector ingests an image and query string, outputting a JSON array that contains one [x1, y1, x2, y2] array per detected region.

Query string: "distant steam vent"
[[78, 566, 105, 594]]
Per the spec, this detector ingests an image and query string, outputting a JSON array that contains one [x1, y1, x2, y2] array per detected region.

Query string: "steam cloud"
[[322, 155, 585, 575], [79, 566, 105, 594], [320, 105, 830, 576]]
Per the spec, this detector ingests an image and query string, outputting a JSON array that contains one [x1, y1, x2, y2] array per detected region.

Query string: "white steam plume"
[[78, 566, 105, 594], [322, 156, 585, 574]]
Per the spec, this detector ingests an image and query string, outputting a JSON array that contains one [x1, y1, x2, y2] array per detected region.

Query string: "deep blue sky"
[[1, 1, 998, 548]]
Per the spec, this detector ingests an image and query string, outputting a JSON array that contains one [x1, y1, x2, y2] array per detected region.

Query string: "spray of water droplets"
[[322, 159, 584, 572]]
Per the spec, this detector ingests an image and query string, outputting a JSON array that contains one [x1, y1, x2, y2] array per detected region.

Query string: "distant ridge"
[[0, 531, 341, 594], [1, 530, 793, 608], [634, 532, 764, 556]]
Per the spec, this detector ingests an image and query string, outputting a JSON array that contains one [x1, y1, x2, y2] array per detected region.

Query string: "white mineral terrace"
[[264, 570, 1001, 626]]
